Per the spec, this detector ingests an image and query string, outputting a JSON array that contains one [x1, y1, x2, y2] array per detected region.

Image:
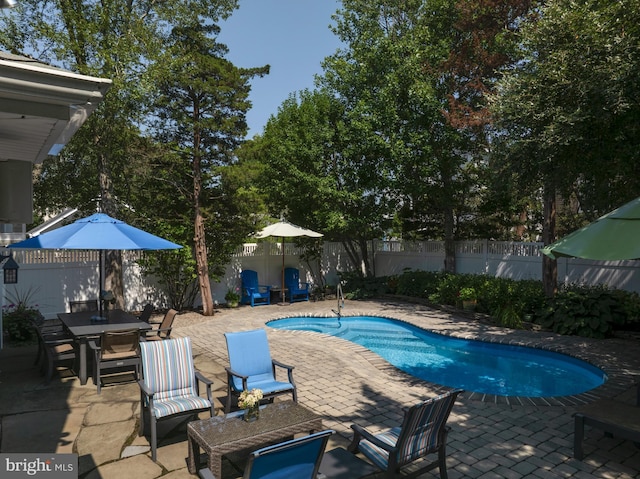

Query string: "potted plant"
[[225, 288, 240, 308], [458, 287, 477, 311]]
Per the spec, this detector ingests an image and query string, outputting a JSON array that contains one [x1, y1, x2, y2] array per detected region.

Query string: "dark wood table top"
[[57, 309, 151, 337]]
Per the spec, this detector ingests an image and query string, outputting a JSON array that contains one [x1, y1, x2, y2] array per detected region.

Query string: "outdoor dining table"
[[57, 309, 151, 385]]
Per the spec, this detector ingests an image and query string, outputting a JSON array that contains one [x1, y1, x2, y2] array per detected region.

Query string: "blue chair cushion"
[[232, 376, 295, 395], [227, 331, 273, 377]]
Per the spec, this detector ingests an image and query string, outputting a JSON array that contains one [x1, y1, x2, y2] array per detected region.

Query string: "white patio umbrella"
[[255, 220, 323, 303]]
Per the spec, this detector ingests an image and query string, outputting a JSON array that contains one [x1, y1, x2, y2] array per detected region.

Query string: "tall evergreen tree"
[[151, 22, 268, 315]]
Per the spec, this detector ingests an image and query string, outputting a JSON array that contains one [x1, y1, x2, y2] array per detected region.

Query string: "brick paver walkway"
[[175, 298, 640, 479]]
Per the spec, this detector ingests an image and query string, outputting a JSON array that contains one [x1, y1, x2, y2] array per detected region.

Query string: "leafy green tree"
[[150, 22, 268, 315], [249, 89, 389, 277], [491, 0, 640, 296], [320, 0, 534, 272], [0, 0, 239, 307]]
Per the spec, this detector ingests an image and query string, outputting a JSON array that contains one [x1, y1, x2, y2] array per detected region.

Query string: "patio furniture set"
[[240, 268, 310, 306], [184, 329, 463, 479], [34, 304, 465, 478], [33, 302, 177, 387]]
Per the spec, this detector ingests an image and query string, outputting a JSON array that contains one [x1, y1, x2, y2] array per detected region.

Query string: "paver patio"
[[1, 298, 639, 478]]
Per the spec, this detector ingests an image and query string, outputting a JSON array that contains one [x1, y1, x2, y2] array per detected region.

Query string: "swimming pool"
[[267, 316, 607, 397]]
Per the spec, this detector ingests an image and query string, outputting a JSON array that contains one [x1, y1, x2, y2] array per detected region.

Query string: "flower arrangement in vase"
[[238, 388, 263, 421]]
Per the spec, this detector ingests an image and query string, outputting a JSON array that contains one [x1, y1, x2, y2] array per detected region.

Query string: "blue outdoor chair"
[[284, 267, 310, 303], [241, 270, 271, 307], [224, 328, 297, 413], [348, 388, 462, 479], [198, 430, 334, 479], [138, 337, 214, 462]]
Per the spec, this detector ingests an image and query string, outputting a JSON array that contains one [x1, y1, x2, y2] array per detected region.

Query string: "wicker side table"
[[186, 400, 323, 476]]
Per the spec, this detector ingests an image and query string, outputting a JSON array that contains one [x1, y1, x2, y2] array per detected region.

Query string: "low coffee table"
[[186, 400, 323, 476]]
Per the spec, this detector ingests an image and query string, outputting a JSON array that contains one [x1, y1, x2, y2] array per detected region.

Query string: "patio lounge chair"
[[241, 270, 271, 307], [141, 308, 177, 341], [574, 382, 640, 460], [138, 336, 214, 462], [198, 430, 335, 479], [348, 388, 462, 479], [89, 329, 141, 394], [224, 328, 297, 413], [284, 267, 310, 303]]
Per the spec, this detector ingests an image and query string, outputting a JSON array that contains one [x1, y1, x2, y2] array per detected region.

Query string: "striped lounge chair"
[[347, 388, 462, 479], [138, 337, 214, 461]]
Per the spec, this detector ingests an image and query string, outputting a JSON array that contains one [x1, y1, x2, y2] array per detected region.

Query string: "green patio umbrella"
[[542, 197, 640, 260]]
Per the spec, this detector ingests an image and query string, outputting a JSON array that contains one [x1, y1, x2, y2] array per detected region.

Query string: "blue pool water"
[[267, 316, 606, 397]]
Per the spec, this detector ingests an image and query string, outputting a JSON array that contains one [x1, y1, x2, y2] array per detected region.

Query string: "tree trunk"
[[192, 127, 214, 316], [99, 150, 124, 309], [358, 236, 373, 277], [443, 204, 456, 274], [542, 186, 558, 297], [341, 239, 362, 277], [194, 212, 214, 315]]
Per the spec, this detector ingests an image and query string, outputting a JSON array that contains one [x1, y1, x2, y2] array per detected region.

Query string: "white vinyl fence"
[[3, 240, 640, 319]]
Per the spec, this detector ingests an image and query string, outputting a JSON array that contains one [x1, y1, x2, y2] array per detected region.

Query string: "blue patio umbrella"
[[8, 213, 181, 251], [7, 213, 182, 310]]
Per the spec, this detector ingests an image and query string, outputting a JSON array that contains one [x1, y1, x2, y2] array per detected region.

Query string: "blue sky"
[[218, 0, 343, 138]]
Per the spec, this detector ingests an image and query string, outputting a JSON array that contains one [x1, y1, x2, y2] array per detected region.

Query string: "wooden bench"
[[574, 383, 640, 460]]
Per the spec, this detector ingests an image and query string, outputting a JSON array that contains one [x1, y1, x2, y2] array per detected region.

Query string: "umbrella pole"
[[99, 251, 103, 316], [281, 237, 285, 303]]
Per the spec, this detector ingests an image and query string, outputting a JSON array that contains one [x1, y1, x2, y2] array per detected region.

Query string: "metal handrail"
[[332, 283, 345, 318]]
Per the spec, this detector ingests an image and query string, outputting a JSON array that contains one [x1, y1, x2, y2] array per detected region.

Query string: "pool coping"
[[265, 309, 639, 407]]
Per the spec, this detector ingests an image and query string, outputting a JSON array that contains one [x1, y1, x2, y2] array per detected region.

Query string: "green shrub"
[[395, 270, 442, 299], [2, 304, 39, 344], [428, 273, 466, 306], [340, 272, 389, 299], [337, 267, 638, 336], [537, 284, 640, 338], [2, 286, 42, 344]]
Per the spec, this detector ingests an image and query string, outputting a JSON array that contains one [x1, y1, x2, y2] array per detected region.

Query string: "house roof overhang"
[[0, 51, 112, 164]]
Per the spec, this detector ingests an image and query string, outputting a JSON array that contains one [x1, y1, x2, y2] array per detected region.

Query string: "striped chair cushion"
[[358, 427, 401, 470], [140, 337, 211, 417], [152, 396, 212, 419]]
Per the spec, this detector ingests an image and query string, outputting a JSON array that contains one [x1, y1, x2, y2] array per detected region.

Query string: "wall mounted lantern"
[[0, 254, 19, 284]]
